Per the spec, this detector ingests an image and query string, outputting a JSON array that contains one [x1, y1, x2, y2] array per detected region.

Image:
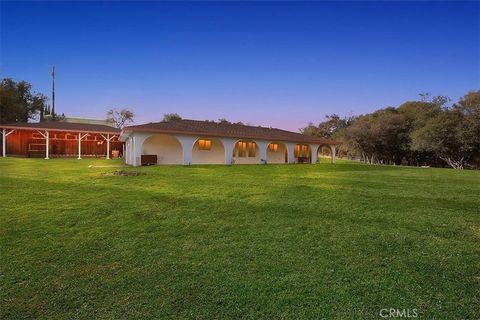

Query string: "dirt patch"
[[102, 170, 146, 176]]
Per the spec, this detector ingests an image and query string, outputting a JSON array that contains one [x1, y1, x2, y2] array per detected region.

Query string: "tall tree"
[[106, 108, 135, 128], [411, 109, 473, 169], [0, 78, 47, 123]]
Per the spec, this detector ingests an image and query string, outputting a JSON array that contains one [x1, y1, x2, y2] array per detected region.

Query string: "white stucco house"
[[120, 119, 339, 166]]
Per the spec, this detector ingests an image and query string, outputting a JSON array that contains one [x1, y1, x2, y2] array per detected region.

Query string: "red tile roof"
[[125, 119, 338, 145], [0, 122, 120, 134]]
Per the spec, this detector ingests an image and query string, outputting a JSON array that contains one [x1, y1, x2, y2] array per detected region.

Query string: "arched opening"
[[233, 140, 259, 164], [266, 142, 288, 164], [192, 137, 225, 164], [142, 134, 182, 164], [294, 144, 311, 163], [317, 145, 333, 163]]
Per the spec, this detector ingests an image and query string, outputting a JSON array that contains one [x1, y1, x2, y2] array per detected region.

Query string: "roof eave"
[[0, 124, 120, 135], [126, 127, 338, 145]]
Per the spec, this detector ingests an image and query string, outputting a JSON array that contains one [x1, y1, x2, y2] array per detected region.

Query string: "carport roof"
[[0, 122, 121, 134], [124, 119, 339, 145]]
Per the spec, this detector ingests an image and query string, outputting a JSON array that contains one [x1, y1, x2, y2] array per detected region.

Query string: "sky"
[[1, 1, 479, 131]]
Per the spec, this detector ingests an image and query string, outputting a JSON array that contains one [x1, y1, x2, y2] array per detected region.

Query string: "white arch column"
[[256, 141, 269, 164], [220, 138, 237, 165], [176, 135, 198, 165], [310, 144, 320, 164], [331, 145, 336, 164], [285, 142, 296, 164]]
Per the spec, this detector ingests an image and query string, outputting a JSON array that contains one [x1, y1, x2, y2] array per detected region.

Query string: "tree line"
[[301, 91, 480, 169]]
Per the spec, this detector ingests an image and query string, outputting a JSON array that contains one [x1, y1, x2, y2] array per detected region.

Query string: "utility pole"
[[51, 65, 55, 118]]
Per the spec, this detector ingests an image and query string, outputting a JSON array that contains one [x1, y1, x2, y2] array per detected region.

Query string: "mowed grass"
[[0, 158, 479, 319]]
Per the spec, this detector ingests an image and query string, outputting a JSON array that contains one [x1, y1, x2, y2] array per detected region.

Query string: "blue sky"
[[1, 1, 479, 131]]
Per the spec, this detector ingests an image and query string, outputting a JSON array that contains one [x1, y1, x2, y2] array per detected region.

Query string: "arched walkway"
[[266, 142, 287, 164], [233, 140, 259, 164], [317, 144, 333, 163], [294, 144, 311, 163], [192, 137, 225, 164], [142, 134, 182, 164]]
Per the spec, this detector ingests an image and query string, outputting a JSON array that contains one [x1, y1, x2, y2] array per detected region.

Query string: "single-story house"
[[120, 119, 339, 166], [0, 122, 122, 159]]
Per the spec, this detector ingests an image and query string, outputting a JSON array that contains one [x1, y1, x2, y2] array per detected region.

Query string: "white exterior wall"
[[125, 139, 130, 165], [142, 134, 183, 164], [124, 137, 134, 165], [233, 154, 259, 164], [192, 138, 225, 164]]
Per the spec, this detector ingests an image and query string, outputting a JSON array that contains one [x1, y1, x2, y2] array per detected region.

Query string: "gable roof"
[[124, 119, 338, 145], [0, 122, 121, 134]]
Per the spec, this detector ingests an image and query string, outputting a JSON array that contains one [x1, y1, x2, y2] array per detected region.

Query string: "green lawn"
[[1, 158, 479, 319]]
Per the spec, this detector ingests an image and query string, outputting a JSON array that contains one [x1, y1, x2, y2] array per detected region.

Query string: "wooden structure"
[[0, 122, 122, 159]]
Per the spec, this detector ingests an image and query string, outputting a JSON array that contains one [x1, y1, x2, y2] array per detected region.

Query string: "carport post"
[[106, 133, 110, 159], [2, 129, 5, 157], [45, 131, 49, 159], [77, 133, 88, 160], [78, 133, 82, 159]]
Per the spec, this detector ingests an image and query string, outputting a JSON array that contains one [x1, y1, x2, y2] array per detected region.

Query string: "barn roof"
[[124, 119, 338, 145], [0, 122, 120, 134]]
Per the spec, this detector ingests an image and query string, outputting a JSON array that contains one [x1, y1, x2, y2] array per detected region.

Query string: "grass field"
[[0, 158, 479, 319]]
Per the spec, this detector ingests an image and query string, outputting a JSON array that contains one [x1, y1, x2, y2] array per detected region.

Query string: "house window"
[[294, 144, 310, 158], [236, 141, 247, 157], [234, 141, 256, 157], [268, 143, 278, 152], [247, 142, 256, 157], [198, 139, 212, 150]]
